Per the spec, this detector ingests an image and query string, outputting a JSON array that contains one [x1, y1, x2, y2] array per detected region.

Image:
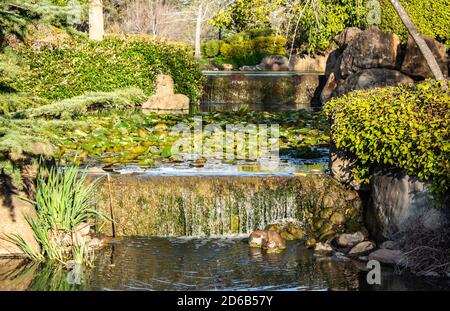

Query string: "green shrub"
[[7, 34, 204, 105], [379, 0, 450, 46], [248, 28, 275, 38], [201, 39, 223, 58], [16, 87, 147, 119], [219, 33, 286, 67], [324, 80, 450, 196], [252, 36, 286, 55]]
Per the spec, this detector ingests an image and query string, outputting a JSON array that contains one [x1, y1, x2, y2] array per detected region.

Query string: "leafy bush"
[[324, 80, 450, 196], [201, 39, 223, 58], [379, 0, 450, 46], [16, 87, 147, 119], [7, 34, 204, 105], [219, 34, 286, 67]]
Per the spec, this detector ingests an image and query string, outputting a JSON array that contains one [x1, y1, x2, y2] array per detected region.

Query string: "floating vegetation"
[[54, 110, 330, 168]]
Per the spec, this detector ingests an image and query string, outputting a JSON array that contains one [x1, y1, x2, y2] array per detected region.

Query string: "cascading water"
[[201, 71, 324, 112], [95, 175, 362, 239]]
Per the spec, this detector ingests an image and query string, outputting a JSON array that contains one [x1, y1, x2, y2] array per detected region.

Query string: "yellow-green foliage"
[[7, 33, 204, 104], [379, 0, 450, 45], [218, 34, 287, 67], [324, 80, 450, 195]]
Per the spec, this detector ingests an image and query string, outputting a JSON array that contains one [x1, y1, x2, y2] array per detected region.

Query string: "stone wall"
[[201, 72, 324, 111]]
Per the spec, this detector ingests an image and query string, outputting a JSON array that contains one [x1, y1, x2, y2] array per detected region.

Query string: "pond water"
[[2, 237, 449, 291]]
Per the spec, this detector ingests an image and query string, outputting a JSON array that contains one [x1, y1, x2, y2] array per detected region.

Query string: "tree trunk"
[[89, 0, 104, 41], [194, 4, 203, 58], [389, 0, 446, 87]]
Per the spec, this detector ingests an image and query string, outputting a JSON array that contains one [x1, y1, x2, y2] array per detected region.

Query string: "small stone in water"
[[337, 232, 365, 247], [348, 241, 375, 257]]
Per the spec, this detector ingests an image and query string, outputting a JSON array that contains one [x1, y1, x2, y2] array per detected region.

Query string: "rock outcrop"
[[401, 35, 449, 79], [0, 193, 40, 257], [260, 55, 289, 71], [340, 28, 402, 78], [366, 168, 449, 241], [142, 75, 190, 112], [320, 27, 448, 104], [339, 68, 413, 94]]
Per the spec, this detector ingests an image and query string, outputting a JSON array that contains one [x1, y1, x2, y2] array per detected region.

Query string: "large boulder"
[[320, 50, 342, 103], [401, 35, 449, 79], [366, 168, 449, 241], [142, 75, 190, 112], [340, 68, 414, 94], [260, 55, 289, 71], [340, 28, 402, 78], [333, 27, 363, 48], [289, 55, 327, 72], [0, 193, 40, 257], [329, 140, 361, 190]]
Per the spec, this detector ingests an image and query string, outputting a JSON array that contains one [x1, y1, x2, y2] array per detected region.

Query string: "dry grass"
[[395, 219, 450, 277]]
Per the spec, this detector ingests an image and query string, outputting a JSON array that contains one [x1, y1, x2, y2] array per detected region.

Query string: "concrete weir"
[[93, 174, 361, 238], [201, 71, 325, 112]]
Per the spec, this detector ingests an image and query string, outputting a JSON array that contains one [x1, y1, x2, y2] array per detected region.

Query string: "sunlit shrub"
[[324, 80, 450, 196]]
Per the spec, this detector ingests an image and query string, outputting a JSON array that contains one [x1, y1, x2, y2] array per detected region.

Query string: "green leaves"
[[324, 80, 450, 196], [8, 34, 204, 107]]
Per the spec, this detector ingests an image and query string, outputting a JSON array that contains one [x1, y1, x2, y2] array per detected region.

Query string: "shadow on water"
[[1, 238, 449, 291]]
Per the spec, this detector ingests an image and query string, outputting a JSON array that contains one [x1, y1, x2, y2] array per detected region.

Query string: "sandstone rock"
[[305, 238, 317, 248], [222, 63, 233, 71], [330, 212, 345, 225], [0, 258, 34, 290], [75, 222, 90, 237], [248, 230, 268, 248], [329, 140, 360, 190], [262, 230, 286, 253], [142, 75, 190, 112], [260, 55, 289, 71], [333, 27, 363, 48], [332, 252, 351, 262], [289, 55, 328, 72], [366, 168, 449, 241], [340, 28, 402, 78], [380, 240, 399, 250], [314, 242, 333, 255], [340, 68, 414, 94], [239, 65, 262, 71], [280, 231, 295, 241], [0, 194, 40, 257], [368, 249, 403, 265], [348, 241, 375, 257], [401, 35, 449, 79], [337, 232, 365, 248]]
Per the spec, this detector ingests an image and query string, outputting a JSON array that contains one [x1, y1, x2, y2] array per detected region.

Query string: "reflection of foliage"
[[324, 80, 450, 197], [27, 261, 90, 291]]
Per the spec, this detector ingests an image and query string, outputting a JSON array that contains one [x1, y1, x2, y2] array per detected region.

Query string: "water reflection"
[[1, 238, 449, 291]]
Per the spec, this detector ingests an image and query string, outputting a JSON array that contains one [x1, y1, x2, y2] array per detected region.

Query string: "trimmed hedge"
[[324, 80, 450, 196], [7, 34, 204, 104], [379, 0, 450, 46]]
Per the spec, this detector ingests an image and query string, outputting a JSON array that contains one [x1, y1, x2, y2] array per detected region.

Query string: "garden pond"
[[2, 237, 450, 291]]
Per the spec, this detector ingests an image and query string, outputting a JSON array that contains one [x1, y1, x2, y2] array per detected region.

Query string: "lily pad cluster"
[[54, 111, 330, 169]]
